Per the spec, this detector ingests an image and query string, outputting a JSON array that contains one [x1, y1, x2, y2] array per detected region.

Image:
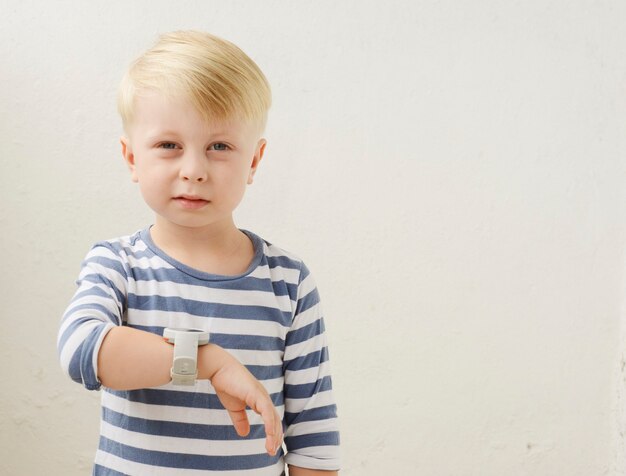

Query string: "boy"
[[57, 31, 340, 475]]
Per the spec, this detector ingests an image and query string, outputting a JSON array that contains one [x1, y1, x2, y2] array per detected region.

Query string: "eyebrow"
[[146, 130, 181, 139], [146, 129, 237, 141]]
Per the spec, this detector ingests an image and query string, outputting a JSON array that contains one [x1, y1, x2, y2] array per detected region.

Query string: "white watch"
[[163, 328, 210, 385]]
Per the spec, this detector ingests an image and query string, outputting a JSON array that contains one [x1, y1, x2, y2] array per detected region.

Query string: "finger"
[[265, 405, 283, 456], [272, 408, 283, 456], [226, 408, 250, 437], [250, 395, 280, 455]]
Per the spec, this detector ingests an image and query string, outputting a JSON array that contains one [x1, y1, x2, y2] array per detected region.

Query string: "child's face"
[[121, 92, 265, 232]]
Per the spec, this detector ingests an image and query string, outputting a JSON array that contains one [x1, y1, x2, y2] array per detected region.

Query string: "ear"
[[247, 139, 266, 185], [120, 136, 138, 183]]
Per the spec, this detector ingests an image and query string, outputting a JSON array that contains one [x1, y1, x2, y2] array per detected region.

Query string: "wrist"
[[197, 343, 231, 380]]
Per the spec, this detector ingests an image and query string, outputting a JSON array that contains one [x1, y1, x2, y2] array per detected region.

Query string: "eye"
[[157, 142, 179, 150], [209, 142, 230, 151]]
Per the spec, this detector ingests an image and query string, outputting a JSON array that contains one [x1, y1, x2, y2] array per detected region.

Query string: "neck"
[[149, 217, 255, 276], [151, 217, 242, 254]]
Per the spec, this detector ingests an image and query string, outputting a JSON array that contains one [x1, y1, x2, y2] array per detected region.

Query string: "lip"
[[173, 195, 210, 209], [177, 194, 204, 200]]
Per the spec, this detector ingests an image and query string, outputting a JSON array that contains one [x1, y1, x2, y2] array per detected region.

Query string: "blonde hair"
[[118, 30, 271, 132]]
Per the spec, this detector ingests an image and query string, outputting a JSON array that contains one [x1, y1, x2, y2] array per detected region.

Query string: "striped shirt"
[[57, 228, 340, 475]]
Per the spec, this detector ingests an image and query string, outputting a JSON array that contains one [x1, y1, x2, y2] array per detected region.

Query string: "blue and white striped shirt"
[[57, 228, 340, 475]]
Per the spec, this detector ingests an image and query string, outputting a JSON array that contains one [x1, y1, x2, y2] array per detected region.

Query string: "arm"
[[58, 243, 282, 455], [283, 262, 340, 471], [98, 326, 283, 455]]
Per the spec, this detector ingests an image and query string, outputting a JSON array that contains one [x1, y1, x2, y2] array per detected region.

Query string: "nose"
[[179, 153, 208, 183]]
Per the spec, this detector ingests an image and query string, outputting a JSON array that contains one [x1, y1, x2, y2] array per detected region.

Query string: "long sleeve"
[[283, 262, 340, 471], [57, 243, 127, 390]]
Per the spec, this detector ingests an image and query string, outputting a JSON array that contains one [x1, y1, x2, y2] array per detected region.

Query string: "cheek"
[[215, 164, 249, 186], [218, 172, 249, 205], [136, 161, 171, 183], [137, 182, 156, 202], [137, 173, 166, 202]]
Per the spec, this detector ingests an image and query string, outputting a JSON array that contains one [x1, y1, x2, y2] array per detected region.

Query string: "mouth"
[[173, 195, 210, 209], [176, 194, 205, 200]]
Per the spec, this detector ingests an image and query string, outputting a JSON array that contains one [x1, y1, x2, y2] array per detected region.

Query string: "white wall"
[[2, 1, 626, 474]]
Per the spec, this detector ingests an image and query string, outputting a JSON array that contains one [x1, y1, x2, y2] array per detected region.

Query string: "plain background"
[[2, 1, 626, 475]]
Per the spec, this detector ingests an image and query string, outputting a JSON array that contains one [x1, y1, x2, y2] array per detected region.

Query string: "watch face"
[[163, 328, 210, 344]]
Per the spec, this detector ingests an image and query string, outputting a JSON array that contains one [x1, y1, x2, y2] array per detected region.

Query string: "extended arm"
[[98, 326, 283, 455], [59, 243, 340, 468], [57, 242, 281, 456]]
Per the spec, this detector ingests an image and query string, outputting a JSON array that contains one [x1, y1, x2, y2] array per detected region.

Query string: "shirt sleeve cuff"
[[285, 448, 341, 471], [83, 322, 116, 390]]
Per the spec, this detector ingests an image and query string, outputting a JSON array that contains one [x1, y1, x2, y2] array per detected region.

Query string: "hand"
[[208, 349, 283, 456]]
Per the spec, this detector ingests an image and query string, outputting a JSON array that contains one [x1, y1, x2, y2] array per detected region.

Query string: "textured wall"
[[2, 1, 626, 474]]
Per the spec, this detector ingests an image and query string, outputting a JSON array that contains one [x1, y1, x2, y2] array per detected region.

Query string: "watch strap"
[[171, 331, 200, 386], [163, 328, 209, 386]]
